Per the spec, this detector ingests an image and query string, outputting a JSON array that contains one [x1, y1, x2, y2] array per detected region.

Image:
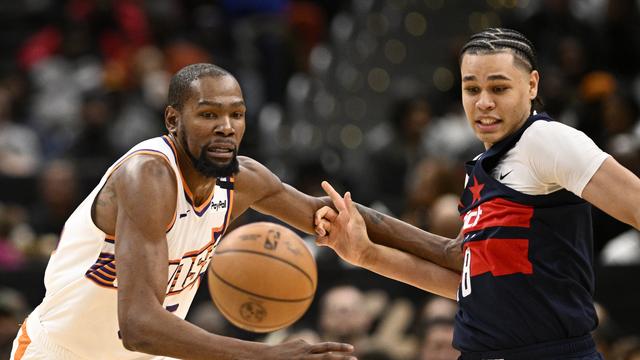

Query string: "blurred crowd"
[[1, 0, 640, 358]]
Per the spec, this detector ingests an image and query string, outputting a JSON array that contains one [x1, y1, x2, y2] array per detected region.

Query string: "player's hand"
[[314, 181, 374, 266], [265, 339, 356, 359]]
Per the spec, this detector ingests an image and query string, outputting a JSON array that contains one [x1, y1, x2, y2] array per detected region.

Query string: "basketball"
[[207, 222, 317, 333]]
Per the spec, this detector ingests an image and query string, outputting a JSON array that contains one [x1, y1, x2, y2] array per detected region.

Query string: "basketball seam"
[[212, 294, 306, 332], [213, 249, 316, 286], [210, 268, 315, 302]]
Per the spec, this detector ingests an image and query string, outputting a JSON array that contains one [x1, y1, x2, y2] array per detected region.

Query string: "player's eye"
[[493, 86, 509, 93], [464, 87, 480, 94]]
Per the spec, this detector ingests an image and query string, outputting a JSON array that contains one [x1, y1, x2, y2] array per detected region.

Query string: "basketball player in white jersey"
[[10, 63, 363, 360]]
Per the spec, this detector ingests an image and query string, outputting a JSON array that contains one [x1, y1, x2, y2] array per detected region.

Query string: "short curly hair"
[[167, 63, 232, 110]]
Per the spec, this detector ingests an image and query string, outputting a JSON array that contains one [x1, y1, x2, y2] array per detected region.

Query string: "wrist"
[[357, 243, 380, 268], [444, 237, 464, 272]]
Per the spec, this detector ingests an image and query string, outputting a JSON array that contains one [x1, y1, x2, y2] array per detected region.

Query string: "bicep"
[[581, 156, 640, 228], [112, 156, 177, 320]]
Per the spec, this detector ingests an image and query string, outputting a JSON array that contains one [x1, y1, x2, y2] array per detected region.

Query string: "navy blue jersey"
[[454, 113, 598, 356]]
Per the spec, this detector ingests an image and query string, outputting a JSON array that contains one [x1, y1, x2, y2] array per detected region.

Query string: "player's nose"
[[476, 91, 495, 110], [214, 117, 235, 136]]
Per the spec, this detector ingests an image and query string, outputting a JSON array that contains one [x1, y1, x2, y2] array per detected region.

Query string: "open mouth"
[[475, 117, 501, 131], [206, 144, 236, 160]]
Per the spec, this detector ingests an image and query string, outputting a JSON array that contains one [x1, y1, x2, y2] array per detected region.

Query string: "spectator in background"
[[358, 349, 396, 360], [610, 336, 640, 360], [602, 0, 640, 79], [417, 297, 458, 360], [575, 71, 618, 147], [402, 159, 460, 231], [516, 0, 599, 79], [427, 195, 463, 239], [575, 74, 639, 252], [29, 159, 79, 238], [281, 328, 322, 345], [366, 97, 432, 214], [186, 301, 236, 338], [417, 319, 459, 360], [600, 90, 640, 153], [66, 90, 118, 184], [109, 46, 169, 154], [419, 297, 457, 325], [592, 302, 623, 360], [0, 205, 27, 271], [318, 285, 373, 346], [0, 287, 28, 359], [600, 227, 640, 265], [0, 86, 41, 177]]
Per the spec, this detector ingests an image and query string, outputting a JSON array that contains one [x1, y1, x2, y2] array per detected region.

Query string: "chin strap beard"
[[193, 148, 239, 178], [178, 132, 239, 178]]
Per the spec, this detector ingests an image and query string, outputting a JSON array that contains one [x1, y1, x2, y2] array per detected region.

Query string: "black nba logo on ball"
[[239, 301, 267, 323]]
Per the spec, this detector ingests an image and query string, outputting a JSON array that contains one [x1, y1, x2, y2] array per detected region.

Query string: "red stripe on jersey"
[[465, 238, 533, 277], [462, 197, 533, 233]]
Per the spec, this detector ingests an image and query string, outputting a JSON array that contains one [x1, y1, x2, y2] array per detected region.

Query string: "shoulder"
[[233, 156, 284, 208], [237, 155, 264, 172], [112, 154, 177, 194], [236, 156, 273, 182], [117, 153, 175, 178], [521, 120, 584, 144], [235, 156, 282, 191], [517, 120, 593, 156]]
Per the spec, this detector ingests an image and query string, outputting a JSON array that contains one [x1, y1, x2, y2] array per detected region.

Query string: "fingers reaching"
[[321, 181, 347, 212], [315, 206, 337, 225], [315, 219, 331, 237], [344, 192, 355, 212]]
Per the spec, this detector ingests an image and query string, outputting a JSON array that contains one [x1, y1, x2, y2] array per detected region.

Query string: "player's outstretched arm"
[[316, 182, 460, 299], [315, 181, 463, 272], [234, 157, 462, 272], [234, 156, 334, 233], [111, 155, 355, 360], [582, 156, 640, 229], [356, 202, 463, 272]]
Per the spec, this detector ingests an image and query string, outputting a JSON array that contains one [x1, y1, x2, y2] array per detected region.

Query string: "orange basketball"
[[208, 222, 317, 333]]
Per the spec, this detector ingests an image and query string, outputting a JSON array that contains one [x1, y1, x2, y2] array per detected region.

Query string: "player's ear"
[[165, 106, 179, 135], [529, 70, 539, 100]]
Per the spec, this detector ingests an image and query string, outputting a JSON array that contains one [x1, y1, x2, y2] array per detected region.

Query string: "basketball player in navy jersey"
[[315, 28, 640, 359]]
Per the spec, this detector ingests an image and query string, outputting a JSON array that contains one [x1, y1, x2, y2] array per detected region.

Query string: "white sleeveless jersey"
[[33, 136, 234, 359]]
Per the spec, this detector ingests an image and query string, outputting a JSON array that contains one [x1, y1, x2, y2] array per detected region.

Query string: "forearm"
[[121, 306, 264, 359], [253, 186, 334, 235], [359, 243, 460, 300], [357, 204, 463, 271]]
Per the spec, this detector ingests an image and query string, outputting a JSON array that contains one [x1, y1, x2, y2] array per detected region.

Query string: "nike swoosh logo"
[[499, 170, 513, 180]]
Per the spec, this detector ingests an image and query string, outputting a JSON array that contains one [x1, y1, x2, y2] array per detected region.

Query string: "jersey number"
[[461, 247, 472, 297]]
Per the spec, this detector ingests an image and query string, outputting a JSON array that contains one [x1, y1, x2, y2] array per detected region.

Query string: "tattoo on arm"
[[358, 205, 385, 225], [356, 203, 463, 271]]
